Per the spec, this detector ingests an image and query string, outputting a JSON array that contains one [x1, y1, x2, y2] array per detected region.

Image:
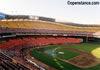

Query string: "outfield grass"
[[30, 43, 100, 70], [92, 48, 100, 58], [44, 43, 100, 53]]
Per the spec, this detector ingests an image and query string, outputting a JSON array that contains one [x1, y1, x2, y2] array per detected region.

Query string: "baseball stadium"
[[0, 12, 100, 70]]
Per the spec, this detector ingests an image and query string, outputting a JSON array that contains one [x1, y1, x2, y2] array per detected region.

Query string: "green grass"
[[63, 43, 100, 53], [44, 43, 100, 53], [92, 48, 100, 58], [56, 49, 80, 59], [30, 43, 100, 70]]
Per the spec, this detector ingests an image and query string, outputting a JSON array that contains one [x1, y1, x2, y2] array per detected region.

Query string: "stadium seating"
[[0, 20, 100, 32], [0, 52, 30, 70], [60, 22, 100, 28], [0, 36, 83, 49]]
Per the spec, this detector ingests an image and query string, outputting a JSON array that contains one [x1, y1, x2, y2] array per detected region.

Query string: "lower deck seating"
[[0, 52, 30, 70], [0, 36, 83, 49]]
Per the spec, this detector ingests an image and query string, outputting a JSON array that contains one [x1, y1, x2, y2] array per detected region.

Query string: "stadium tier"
[[59, 22, 100, 28], [0, 20, 100, 32], [0, 36, 83, 49]]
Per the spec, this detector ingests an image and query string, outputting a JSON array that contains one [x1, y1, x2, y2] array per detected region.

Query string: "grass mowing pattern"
[[30, 43, 100, 70], [56, 49, 80, 59]]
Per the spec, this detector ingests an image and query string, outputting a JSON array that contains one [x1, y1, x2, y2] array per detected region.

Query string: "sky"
[[0, 0, 100, 24]]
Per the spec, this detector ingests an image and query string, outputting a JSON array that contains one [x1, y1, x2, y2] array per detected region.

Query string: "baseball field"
[[30, 43, 100, 70]]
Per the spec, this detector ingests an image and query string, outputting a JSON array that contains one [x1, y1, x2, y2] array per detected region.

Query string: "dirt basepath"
[[25, 47, 56, 70], [56, 47, 100, 68]]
